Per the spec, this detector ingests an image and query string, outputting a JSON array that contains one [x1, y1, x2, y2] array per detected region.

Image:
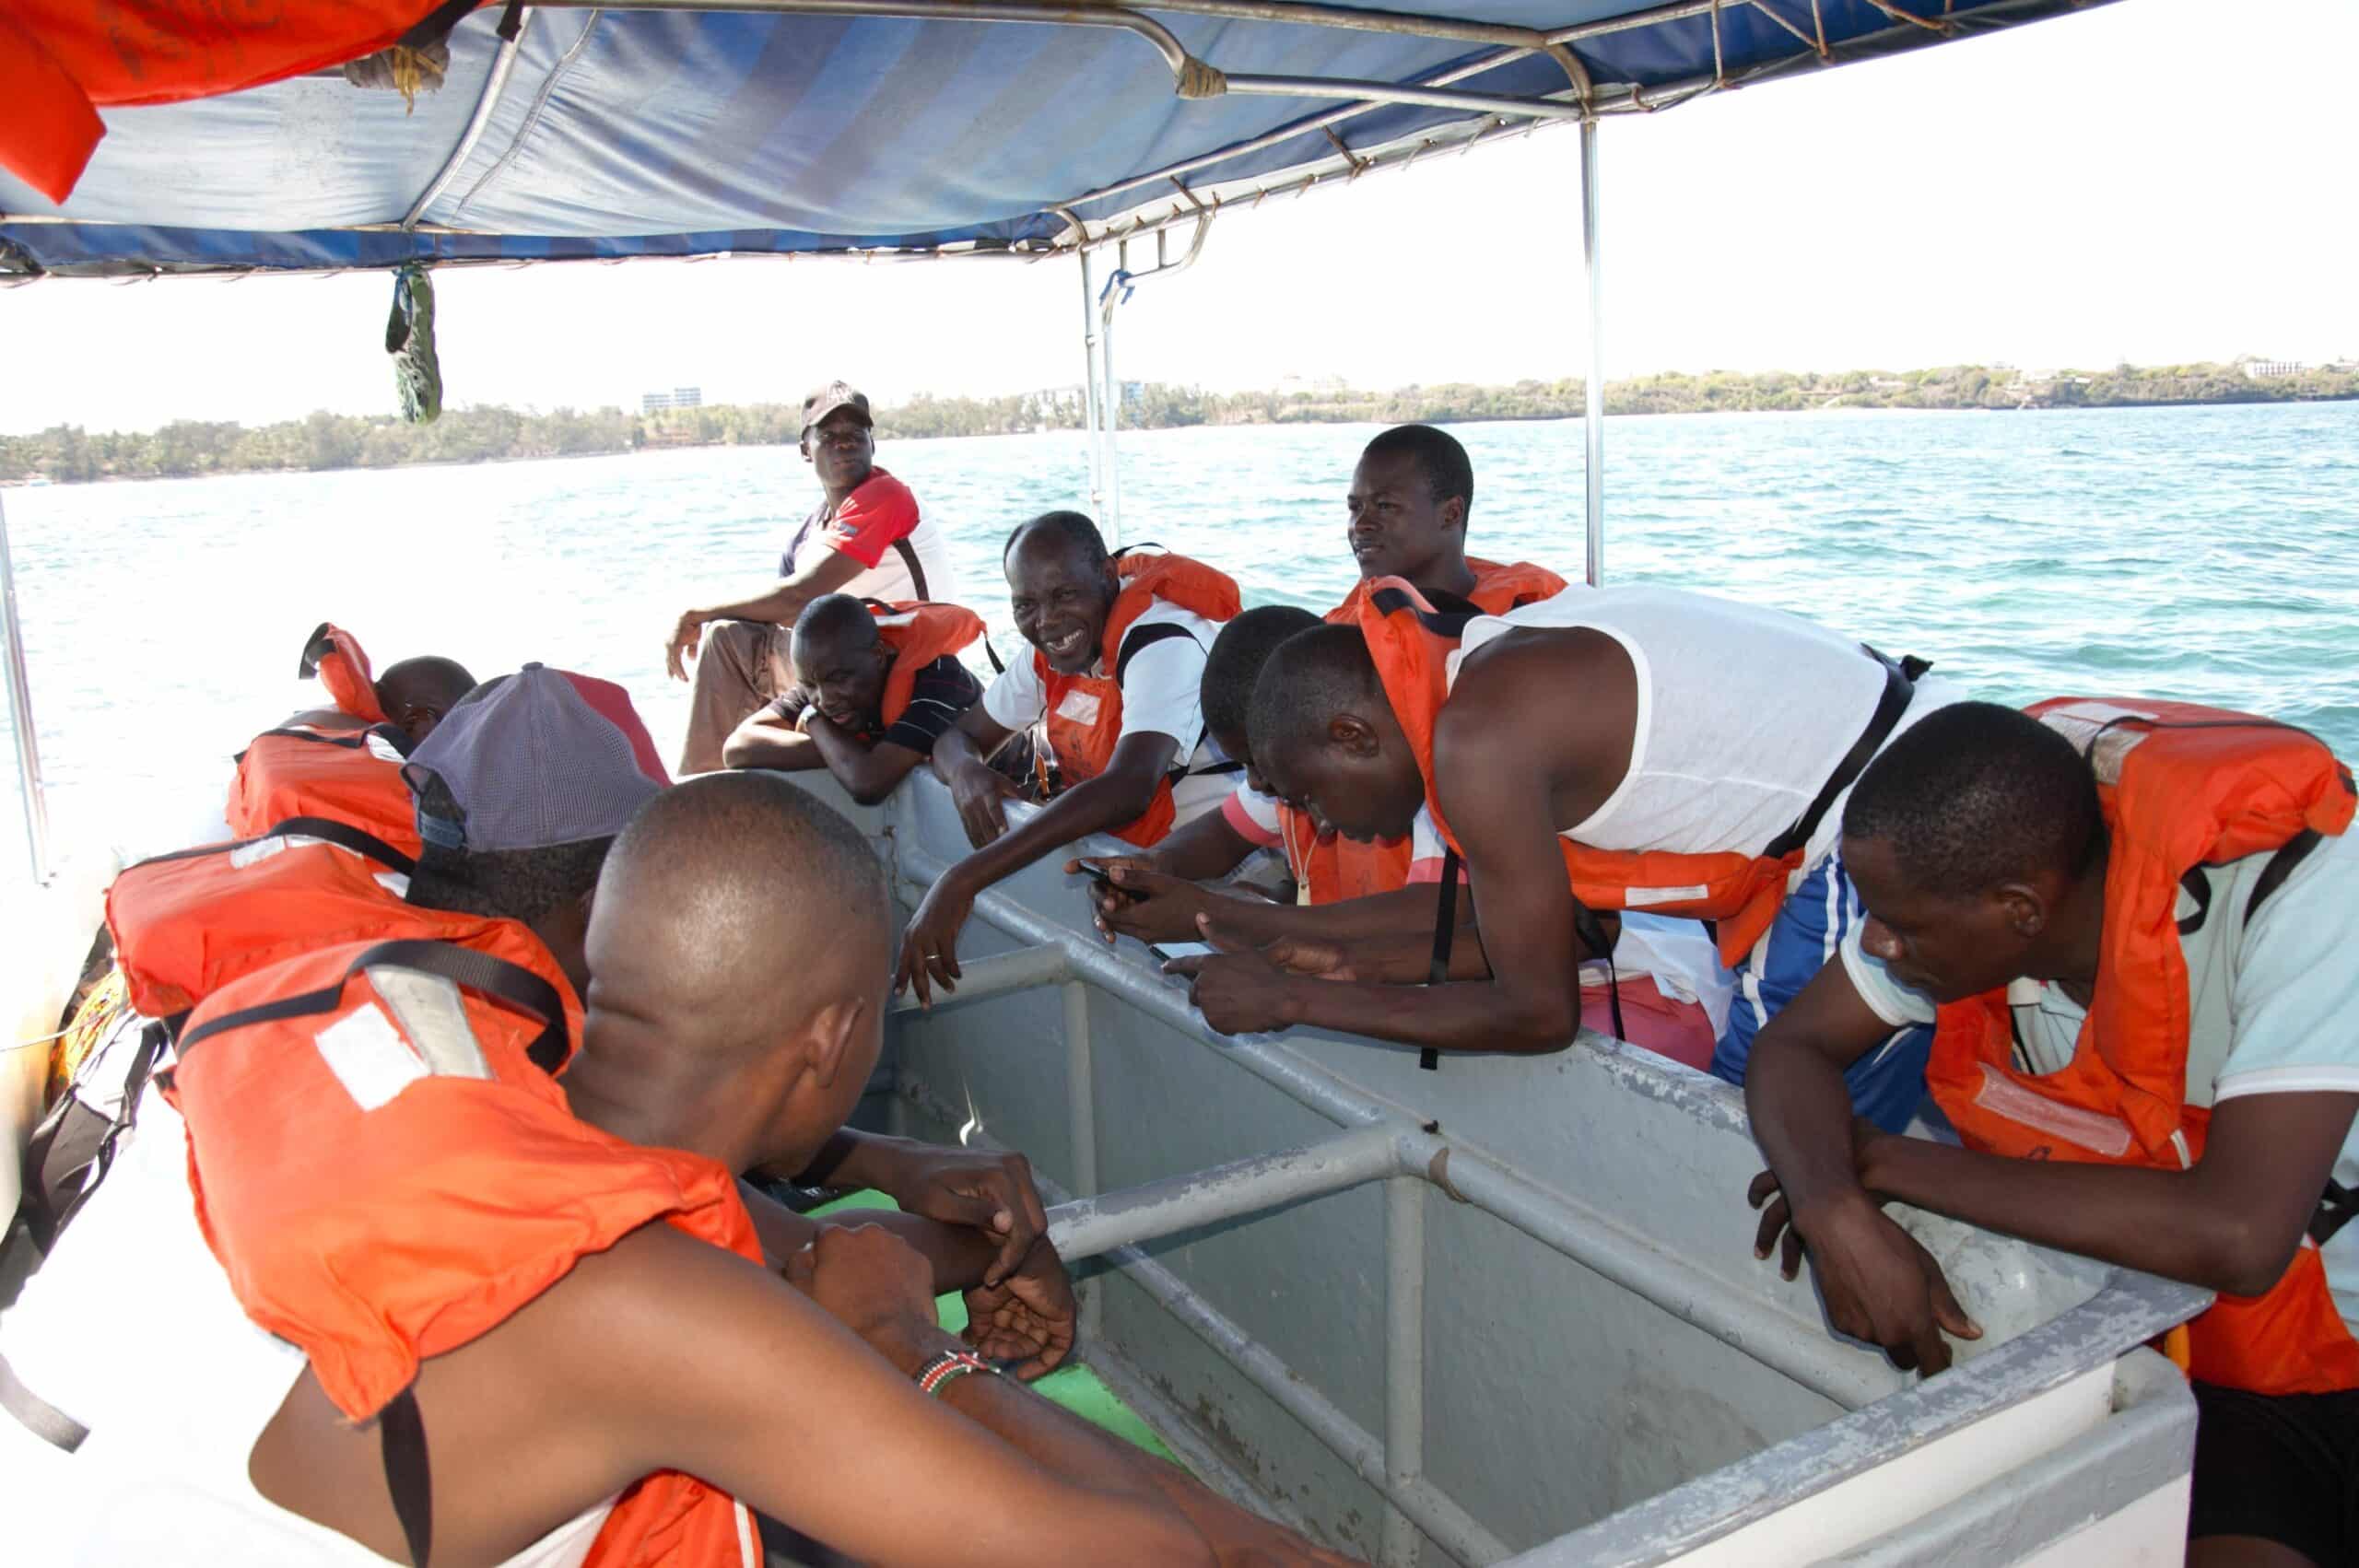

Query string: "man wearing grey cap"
[[666, 380, 960, 776]]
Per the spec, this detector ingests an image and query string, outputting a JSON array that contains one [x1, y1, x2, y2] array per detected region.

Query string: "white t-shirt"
[[982, 600, 1226, 785], [1844, 825, 2359, 1335]]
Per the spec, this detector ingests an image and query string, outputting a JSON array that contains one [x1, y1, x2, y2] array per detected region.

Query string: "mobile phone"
[[1076, 862, 1119, 890]]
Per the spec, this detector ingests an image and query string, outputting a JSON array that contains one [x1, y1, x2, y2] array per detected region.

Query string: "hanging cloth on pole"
[[386, 263, 443, 425]]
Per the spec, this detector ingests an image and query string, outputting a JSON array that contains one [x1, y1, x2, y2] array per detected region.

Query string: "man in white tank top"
[[2, 773, 1354, 1567], [1177, 583, 1960, 1130]]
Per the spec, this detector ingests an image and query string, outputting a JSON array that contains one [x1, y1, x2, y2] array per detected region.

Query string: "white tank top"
[[0, 1086, 616, 1567], [1447, 585, 1961, 864]]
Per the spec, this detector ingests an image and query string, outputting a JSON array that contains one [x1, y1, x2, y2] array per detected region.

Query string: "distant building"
[[1030, 385, 1087, 415], [641, 385, 705, 413], [2236, 357, 2306, 380]]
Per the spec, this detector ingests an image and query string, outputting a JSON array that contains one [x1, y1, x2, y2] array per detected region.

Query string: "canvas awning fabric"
[[0, 0, 2113, 278]]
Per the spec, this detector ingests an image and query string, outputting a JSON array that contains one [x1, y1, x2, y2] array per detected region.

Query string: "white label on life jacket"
[[1623, 883, 1710, 908], [1055, 690, 1102, 727], [2040, 702, 2157, 785], [316, 1000, 428, 1112], [364, 732, 406, 763], [1973, 1061, 2135, 1158]]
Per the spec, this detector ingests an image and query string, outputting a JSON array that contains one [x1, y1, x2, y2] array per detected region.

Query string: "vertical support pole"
[[1077, 248, 1105, 519], [1579, 117, 1605, 588], [1064, 978, 1103, 1341], [1100, 240, 1127, 546], [0, 490, 50, 885], [1379, 1174, 1426, 1567]]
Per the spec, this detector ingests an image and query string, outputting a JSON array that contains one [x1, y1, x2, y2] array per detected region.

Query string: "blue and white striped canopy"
[[0, 0, 2112, 277]]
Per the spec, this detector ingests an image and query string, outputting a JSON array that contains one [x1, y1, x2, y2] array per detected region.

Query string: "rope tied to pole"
[[1175, 54, 1227, 99]]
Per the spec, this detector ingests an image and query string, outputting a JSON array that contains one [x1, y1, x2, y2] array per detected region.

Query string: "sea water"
[[0, 399, 2352, 883]]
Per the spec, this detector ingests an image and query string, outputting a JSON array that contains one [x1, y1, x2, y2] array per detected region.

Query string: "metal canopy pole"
[[1579, 118, 1604, 587], [1077, 249, 1106, 517], [1099, 240, 1127, 544], [0, 490, 52, 885]]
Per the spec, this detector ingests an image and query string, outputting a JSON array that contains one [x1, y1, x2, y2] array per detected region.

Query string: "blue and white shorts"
[[1709, 848, 1931, 1133]]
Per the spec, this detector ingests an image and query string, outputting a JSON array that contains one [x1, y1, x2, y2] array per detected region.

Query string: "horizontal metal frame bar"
[[1044, 1126, 1403, 1262]]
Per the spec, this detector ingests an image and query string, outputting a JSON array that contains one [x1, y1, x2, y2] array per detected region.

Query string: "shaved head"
[[377, 656, 476, 716], [575, 772, 892, 1173], [1247, 625, 1425, 843], [792, 593, 883, 655]]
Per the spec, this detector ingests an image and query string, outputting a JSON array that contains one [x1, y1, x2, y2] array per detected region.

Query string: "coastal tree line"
[[7, 360, 2353, 485]]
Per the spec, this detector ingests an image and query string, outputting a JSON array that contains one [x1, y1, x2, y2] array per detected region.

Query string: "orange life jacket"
[[2, 1, 464, 202], [869, 600, 985, 729], [164, 935, 759, 1567], [104, 818, 430, 1023], [302, 622, 388, 725], [1926, 696, 2359, 1398], [1361, 578, 1825, 967], [1039, 553, 1240, 848], [1283, 560, 1571, 904], [224, 721, 423, 859]]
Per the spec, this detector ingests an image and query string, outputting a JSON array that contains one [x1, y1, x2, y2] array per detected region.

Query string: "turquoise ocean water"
[[0, 399, 2352, 883]]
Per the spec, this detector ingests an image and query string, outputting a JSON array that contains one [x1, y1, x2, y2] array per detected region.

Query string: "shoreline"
[[5, 380, 2354, 489]]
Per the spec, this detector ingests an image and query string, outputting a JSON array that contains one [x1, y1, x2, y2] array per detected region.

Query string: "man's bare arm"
[[805, 717, 932, 806], [666, 551, 867, 680], [722, 709, 827, 771]]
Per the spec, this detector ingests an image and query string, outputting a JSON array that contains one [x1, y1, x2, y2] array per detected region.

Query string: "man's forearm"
[[949, 773, 1160, 895], [1251, 972, 1573, 1054], [806, 720, 919, 804], [1213, 885, 1472, 949], [1744, 1035, 1874, 1222], [698, 578, 822, 629], [738, 1178, 1002, 1293], [931, 725, 990, 786], [723, 723, 825, 772], [1861, 1136, 2288, 1296]]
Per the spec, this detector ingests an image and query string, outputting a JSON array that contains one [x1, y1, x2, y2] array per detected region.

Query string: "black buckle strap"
[[1762, 648, 1924, 861], [127, 815, 417, 879], [0, 1348, 87, 1454], [174, 939, 569, 1074], [1423, 851, 1625, 1068], [381, 1387, 435, 1567], [890, 535, 932, 602], [1367, 584, 1482, 639], [2312, 1176, 2359, 1248], [238, 720, 415, 763]]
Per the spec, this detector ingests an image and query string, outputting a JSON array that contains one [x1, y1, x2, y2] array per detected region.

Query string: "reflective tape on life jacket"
[[1358, 577, 1919, 968], [300, 622, 388, 725], [1928, 696, 2359, 1397], [226, 720, 422, 857], [163, 935, 758, 1568], [1039, 552, 1240, 848], [864, 599, 985, 729], [1284, 559, 1570, 906]]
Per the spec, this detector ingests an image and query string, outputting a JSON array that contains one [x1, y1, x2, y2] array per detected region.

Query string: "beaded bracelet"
[[913, 1347, 999, 1398]]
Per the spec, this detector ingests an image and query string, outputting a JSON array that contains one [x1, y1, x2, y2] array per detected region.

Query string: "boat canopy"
[[0, 0, 2107, 280]]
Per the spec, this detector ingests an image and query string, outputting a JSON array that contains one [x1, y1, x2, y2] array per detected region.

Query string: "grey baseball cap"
[[801, 380, 872, 436], [404, 664, 669, 854]]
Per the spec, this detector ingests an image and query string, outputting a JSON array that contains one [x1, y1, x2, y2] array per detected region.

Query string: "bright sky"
[[5, 0, 2353, 436]]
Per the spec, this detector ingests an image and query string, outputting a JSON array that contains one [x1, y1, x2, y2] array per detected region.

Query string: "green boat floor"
[[807, 1190, 1178, 1463]]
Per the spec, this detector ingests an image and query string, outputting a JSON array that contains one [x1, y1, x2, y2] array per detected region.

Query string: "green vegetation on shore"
[[7, 360, 2353, 485]]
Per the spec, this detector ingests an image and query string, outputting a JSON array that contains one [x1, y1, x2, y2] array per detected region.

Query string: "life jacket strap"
[[173, 939, 569, 1074], [1422, 850, 1625, 1069], [381, 1386, 435, 1567], [1762, 647, 1925, 861], [126, 815, 417, 879], [235, 721, 415, 764], [891, 535, 931, 602]]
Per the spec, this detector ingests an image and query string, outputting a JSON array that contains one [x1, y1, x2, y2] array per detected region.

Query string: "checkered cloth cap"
[[404, 664, 668, 853]]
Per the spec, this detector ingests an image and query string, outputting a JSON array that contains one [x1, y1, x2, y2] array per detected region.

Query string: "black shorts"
[[2190, 1379, 2359, 1565]]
